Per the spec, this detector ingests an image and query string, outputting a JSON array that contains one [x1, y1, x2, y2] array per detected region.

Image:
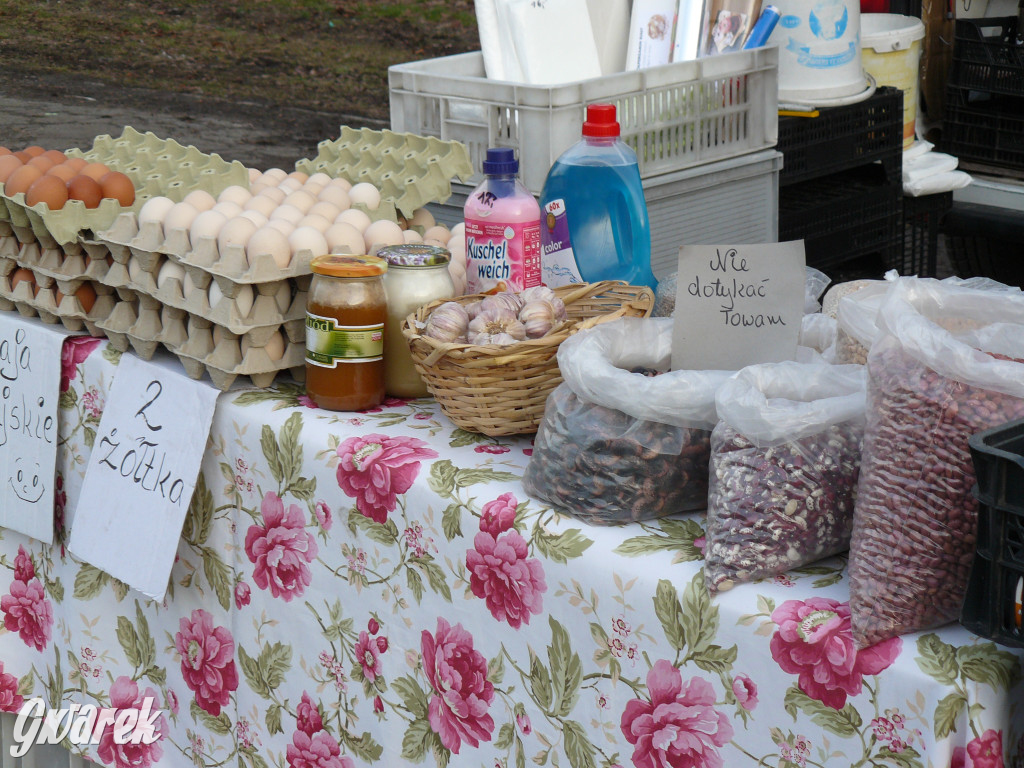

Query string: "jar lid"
[[378, 243, 451, 267], [310, 254, 387, 277]]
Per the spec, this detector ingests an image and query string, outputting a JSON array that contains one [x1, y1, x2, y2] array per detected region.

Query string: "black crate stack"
[[942, 17, 1024, 175], [777, 87, 905, 281]]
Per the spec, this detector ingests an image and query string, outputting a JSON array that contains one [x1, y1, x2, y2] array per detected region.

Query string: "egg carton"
[[0, 262, 112, 336], [295, 127, 474, 218], [0, 126, 249, 246]]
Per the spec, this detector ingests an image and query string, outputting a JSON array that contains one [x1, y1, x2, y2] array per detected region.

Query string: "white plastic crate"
[[389, 48, 779, 196], [427, 149, 782, 280]]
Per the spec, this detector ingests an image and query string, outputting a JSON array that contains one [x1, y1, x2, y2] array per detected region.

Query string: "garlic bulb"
[[424, 301, 469, 343], [481, 291, 524, 315], [468, 307, 527, 343], [518, 285, 557, 305], [518, 300, 557, 338], [465, 300, 483, 320], [550, 296, 568, 322], [472, 331, 520, 345]]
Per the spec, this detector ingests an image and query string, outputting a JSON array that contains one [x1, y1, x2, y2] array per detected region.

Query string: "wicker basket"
[[401, 281, 655, 436]]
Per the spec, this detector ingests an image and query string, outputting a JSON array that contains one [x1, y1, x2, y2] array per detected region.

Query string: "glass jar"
[[380, 244, 455, 398], [305, 254, 387, 411]]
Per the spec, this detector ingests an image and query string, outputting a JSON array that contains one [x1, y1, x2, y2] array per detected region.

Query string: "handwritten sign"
[[69, 352, 219, 601], [670, 242, 805, 371], [0, 315, 68, 543]]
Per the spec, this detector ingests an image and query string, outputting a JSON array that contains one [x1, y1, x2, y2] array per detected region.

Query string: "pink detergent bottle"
[[464, 148, 541, 294]]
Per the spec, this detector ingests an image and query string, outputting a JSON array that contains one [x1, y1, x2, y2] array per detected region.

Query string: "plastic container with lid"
[[380, 244, 455, 398], [305, 254, 387, 411], [464, 147, 542, 294], [539, 103, 656, 290]]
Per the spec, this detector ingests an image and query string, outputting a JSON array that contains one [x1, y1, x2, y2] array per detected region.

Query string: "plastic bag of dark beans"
[[848, 278, 1024, 648], [704, 362, 867, 594], [522, 317, 733, 524]]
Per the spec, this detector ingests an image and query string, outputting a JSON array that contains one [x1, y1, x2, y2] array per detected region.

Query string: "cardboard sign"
[[671, 242, 805, 371], [69, 352, 219, 601], [0, 315, 69, 543]]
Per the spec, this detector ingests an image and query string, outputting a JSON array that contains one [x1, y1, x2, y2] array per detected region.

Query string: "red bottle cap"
[[582, 103, 620, 138]]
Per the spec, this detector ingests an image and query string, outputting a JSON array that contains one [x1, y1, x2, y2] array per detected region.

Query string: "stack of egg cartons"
[[94, 126, 473, 390]]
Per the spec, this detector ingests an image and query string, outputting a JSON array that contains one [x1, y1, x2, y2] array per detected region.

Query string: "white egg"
[[325, 222, 366, 255], [308, 201, 340, 222], [283, 190, 317, 214], [240, 210, 269, 228], [335, 207, 371, 232], [249, 179, 267, 194], [190, 209, 228, 243], [348, 182, 381, 210], [450, 222, 465, 240], [409, 207, 436, 230], [243, 195, 278, 218], [286, 170, 309, 185], [217, 217, 258, 254], [163, 202, 200, 233], [138, 196, 175, 226], [317, 186, 351, 210], [363, 219, 405, 253], [234, 284, 255, 317], [217, 185, 252, 207], [270, 204, 304, 225], [423, 225, 451, 245], [301, 180, 326, 197], [242, 329, 285, 361], [183, 189, 217, 212], [276, 178, 302, 194], [329, 177, 353, 192], [127, 258, 146, 285], [208, 280, 224, 307], [212, 200, 244, 219], [258, 186, 286, 204], [247, 167, 262, 184], [448, 243, 467, 270], [261, 168, 288, 184], [298, 214, 332, 233], [246, 226, 292, 269], [403, 229, 424, 244], [448, 259, 467, 280], [182, 270, 201, 299], [157, 259, 186, 290], [307, 172, 333, 187], [288, 226, 329, 259], [266, 218, 296, 237]]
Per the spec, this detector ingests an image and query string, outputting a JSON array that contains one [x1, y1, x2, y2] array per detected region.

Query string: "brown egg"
[[0, 155, 24, 183], [12, 151, 32, 164], [54, 288, 65, 306], [26, 175, 68, 210], [62, 157, 87, 173], [0, 147, 10, 156], [21, 146, 45, 158], [99, 171, 135, 206], [67, 175, 103, 208], [74, 282, 97, 313], [45, 163, 77, 183], [26, 155, 55, 173], [4, 165, 43, 197], [78, 162, 111, 183], [42, 150, 67, 165], [10, 268, 36, 294]]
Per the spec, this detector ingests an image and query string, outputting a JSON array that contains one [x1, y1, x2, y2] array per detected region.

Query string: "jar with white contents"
[[380, 244, 455, 398]]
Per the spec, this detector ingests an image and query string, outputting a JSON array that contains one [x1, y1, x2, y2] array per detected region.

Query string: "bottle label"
[[540, 199, 585, 287], [465, 217, 541, 294], [305, 313, 384, 368]]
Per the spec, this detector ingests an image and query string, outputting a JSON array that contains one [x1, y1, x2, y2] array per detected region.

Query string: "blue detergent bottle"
[[539, 103, 656, 290]]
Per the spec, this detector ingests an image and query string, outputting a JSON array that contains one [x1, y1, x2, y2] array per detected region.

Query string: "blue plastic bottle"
[[539, 103, 656, 290]]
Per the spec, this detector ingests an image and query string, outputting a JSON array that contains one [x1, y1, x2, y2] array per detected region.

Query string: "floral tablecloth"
[[0, 331, 1021, 768]]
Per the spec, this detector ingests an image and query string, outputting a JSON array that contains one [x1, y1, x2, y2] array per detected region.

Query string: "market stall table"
[[0, 328, 1020, 768]]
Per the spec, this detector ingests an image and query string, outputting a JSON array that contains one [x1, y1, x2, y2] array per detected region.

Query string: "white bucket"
[[861, 14, 925, 149], [768, 0, 867, 103]]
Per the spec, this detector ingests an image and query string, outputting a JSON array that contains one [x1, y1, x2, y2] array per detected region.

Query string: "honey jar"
[[305, 254, 387, 411]]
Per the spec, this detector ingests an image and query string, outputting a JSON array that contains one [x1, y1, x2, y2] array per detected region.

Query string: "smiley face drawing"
[[10, 458, 45, 504]]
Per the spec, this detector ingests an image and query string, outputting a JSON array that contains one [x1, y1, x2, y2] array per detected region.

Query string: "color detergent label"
[[465, 217, 540, 294], [540, 199, 584, 286], [305, 313, 383, 368]]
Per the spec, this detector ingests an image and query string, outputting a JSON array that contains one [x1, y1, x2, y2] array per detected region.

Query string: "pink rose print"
[[296, 692, 323, 736], [967, 730, 1004, 768], [421, 617, 495, 754], [60, 335, 103, 392], [54, 473, 67, 541], [475, 444, 510, 455], [287, 730, 353, 768], [335, 434, 438, 524], [466, 528, 546, 629], [362, 396, 407, 414], [354, 630, 383, 683], [1, 577, 53, 651], [96, 677, 167, 768], [770, 598, 901, 710], [516, 712, 532, 735], [234, 581, 251, 609], [245, 491, 318, 602], [620, 659, 734, 768], [950, 746, 967, 768], [315, 500, 333, 531], [0, 661, 23, 713], [732, 674, 758, 710], [298, 395, 321, 409], [373, 695, 384, 713], [368, 617, 380, 635], [165, 690, 179, 716], [174, 608, 239, 717], [13, 546, 34, 582], [479, 493, 517, 537]]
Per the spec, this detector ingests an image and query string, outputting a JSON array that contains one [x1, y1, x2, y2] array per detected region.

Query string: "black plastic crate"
[[778, 87, 903, 187], [949, 17, 1024, 99], [961, 419, 1024, 649], [897, 192, 953, 277], [942, 86, 1024, 173], [941, 201, 1024, 287], [780, 165, 902, 273]]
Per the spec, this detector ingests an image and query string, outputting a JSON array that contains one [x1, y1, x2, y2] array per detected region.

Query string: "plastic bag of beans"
[[522, 317, 733, 525], [704, 362, 867, 594], [849, 278, 1024, 648]]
